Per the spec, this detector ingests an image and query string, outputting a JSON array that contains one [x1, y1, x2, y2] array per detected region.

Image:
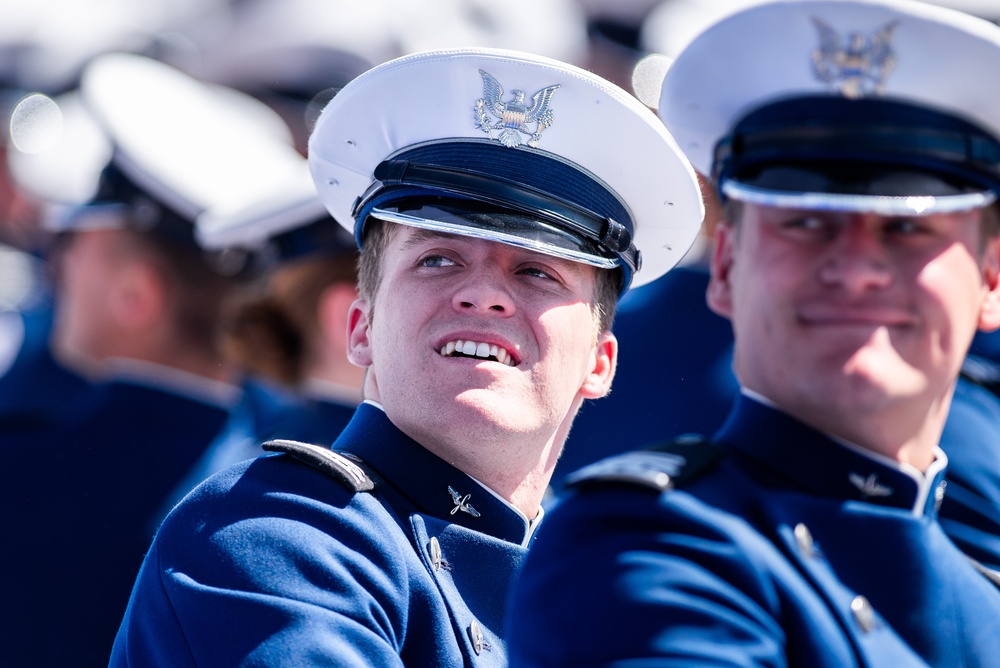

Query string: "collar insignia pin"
[[474, 69, 560, 148], [849, 472, 894, 499], [811, 17, 900, 98], [448, 486, 481, 517]]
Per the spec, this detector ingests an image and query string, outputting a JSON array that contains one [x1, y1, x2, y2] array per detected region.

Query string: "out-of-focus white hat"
[[657, 0, 1000, 216], [641, 0, 768, 59], [44, 52, 303, 252], [391, 0, 589, 65], [309, 48, 704, 293], [197, 161, 356, 266]]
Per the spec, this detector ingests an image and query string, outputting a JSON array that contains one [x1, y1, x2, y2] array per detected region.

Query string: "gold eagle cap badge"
[[811, 17, 900, 98], [474, 69, 560, 148]]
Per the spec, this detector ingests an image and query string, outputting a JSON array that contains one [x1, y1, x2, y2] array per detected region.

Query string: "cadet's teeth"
[[439, 339, 515, 366]]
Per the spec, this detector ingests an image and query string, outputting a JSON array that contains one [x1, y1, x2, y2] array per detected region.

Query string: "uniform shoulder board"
[[262, 439, 377, 493], [968, 557, 1000, 591], [564, 434, 724, 493]]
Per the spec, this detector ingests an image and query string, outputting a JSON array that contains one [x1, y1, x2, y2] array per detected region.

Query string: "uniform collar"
[[715, 392, 949, 518], [336, 401, 538, 546]]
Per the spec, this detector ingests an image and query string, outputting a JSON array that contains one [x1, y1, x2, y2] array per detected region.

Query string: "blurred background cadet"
[[0, 0, 243, 428], [158, 0, 590, 155], [0, 51, 308, 666], [160, 164, 365, 512]]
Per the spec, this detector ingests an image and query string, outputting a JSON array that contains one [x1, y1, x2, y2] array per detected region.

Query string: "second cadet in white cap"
[[508, 1, 1000, 665]]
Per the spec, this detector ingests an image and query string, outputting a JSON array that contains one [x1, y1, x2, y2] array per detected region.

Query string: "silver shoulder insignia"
[[448, 486, 481, 518], [848, 472, 893, 499], [811, 17, 899, 98], [474, 69, 560, 148], [567, 451, 687, 492], [262, 439, 375, 493]]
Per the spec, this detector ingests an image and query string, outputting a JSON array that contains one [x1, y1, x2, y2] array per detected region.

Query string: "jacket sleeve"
[[109, 458, 413, 667], [506, 485, 795, 668]]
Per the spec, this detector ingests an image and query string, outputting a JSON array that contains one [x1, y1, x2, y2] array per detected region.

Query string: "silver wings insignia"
[[811, 17, 899, 98], [848, 473, 894, 499], [448, 486, 481, 517], [474, 69, 560, 148]]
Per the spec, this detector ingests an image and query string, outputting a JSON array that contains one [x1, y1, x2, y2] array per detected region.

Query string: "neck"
[[303, 350, 365, 401], [743, 386, 950, 473], [419, 427, 562, 519]]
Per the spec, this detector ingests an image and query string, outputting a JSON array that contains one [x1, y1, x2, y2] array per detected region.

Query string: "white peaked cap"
[[308, 48, 705, 292], [658, 0, 1000, 215]]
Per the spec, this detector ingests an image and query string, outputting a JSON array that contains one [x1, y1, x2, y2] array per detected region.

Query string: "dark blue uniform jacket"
[[0, 371, 233, 666], [553, 265, 738, 491], [110, 402, 534, 667], [0, 308, 91, 432], [939, 360, 1000, 572], [508, 394, 1000, 667], [159, 378, 358, 514]]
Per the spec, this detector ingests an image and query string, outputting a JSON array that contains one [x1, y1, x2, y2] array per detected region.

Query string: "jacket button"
[[934, 480, 947, 512], [851, 595, 876, 633], [469, 619, 484, 655], [429, 537, 442, 571], [794, 523, 817, 557]]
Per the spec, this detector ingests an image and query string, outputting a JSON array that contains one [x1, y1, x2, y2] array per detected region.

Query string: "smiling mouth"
[[440, 339, 516, 367]]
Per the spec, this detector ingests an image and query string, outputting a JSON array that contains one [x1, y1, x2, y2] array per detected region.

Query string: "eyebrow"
[[399, 228, 455, 253]]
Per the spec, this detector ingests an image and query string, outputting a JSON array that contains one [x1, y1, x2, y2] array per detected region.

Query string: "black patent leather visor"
[[369, 200, 619, 269]]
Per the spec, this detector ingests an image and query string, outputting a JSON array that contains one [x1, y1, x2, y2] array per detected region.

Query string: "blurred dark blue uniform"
[[159, 378, 358, 514], [111, 402, 533, 667], [0, 369, 233, 666], [508, 394, 1000, 666], [938, 355, 1000, 572], [0, 307, 91, 431], [554, 263, 738, 491]]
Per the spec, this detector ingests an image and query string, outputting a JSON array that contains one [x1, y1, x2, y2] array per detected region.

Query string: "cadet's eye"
[[784, 216, 826, 231], [777, 215, 837, 241], [420, 255, 458, 268], [519, 265, 554, 280], [883, 218, 926, 236]]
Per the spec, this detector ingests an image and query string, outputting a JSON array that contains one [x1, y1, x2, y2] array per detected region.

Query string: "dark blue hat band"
[[713, 96, 1000, 206], [270, 217, 358, 263], [79, 162, 201, 247], [58, 162, 255, 276], [351, 139, 639, 289]]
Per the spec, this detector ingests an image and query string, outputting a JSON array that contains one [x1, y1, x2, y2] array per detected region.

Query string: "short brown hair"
[[220, 251, 359, 385], [126, 228, 238, 360], [357, 219, 618, 334]]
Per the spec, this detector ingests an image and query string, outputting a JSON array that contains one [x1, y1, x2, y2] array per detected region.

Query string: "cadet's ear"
[[346, 298, 373, 367], [113, 260, 164, 332], [317, 282, 359, 348], [706, 222, 736, 319], [579, 331, 617, 399], [978, 235, 1000, 333]]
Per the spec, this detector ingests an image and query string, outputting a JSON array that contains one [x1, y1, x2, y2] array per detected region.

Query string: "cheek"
[[919, 258, 984, 334], [537, 306, 599, 369]]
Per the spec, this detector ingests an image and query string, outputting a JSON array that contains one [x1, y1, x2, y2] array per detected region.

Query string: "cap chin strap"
[[353, 158, 640, 277]]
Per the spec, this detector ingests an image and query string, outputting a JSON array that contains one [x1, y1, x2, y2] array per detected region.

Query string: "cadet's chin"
[[450, 389, 544, 436]]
